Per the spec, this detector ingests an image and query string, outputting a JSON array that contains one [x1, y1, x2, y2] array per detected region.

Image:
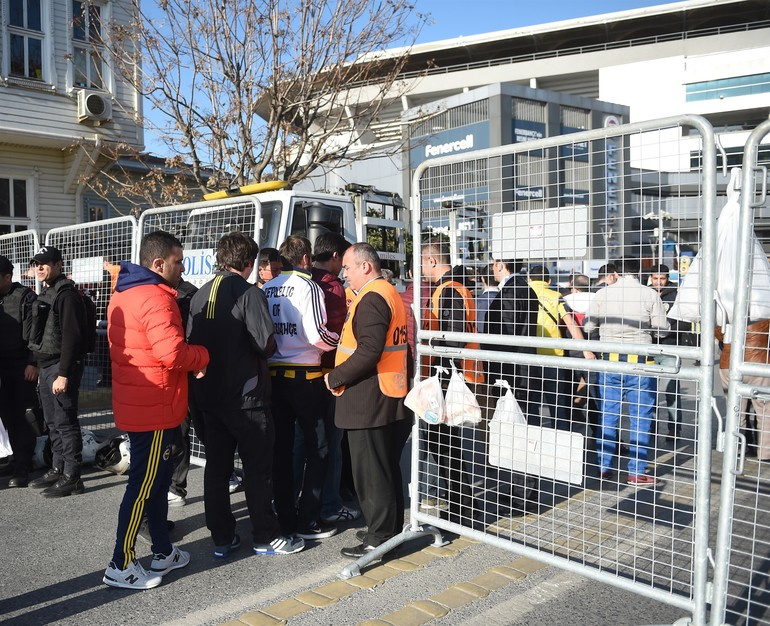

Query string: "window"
[[8, 0, 44, 80], [72, 0, 103, 89], [0, 177, 31, 235], [686, 73, 770, 102]]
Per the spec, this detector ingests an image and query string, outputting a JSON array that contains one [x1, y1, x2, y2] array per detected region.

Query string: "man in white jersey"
[[263, 235, 339, 540]]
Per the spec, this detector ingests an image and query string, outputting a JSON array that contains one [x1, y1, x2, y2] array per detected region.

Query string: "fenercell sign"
[[410, 121, 489, 170]]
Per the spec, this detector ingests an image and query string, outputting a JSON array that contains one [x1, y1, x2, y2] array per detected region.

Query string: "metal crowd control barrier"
[[0, 229, 40, 292], [44, 216, 138, 430], [340, 115, 720, 626], [711, 119, 770, 626], [138, 197, 262, 466]]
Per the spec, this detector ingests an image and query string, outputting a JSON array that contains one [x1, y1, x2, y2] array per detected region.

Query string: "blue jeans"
[[596, 371, 657, 476]]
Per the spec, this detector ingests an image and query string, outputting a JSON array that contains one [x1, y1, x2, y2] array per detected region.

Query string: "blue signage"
[[559, 125, 589, 161], [410, 121, 490, 170]]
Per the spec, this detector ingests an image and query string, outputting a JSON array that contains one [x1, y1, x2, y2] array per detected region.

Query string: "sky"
[[142, 0, 676, 156]]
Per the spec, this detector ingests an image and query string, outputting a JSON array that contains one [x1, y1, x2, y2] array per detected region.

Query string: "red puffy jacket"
[[107, 263, 209, 432]]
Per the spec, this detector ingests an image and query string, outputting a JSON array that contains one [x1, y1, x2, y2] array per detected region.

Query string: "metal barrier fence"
[[0, 229, 40, 291], [339, 115, 721, 625], [44, 216, 138, 430], [711, 119, 770, 626]]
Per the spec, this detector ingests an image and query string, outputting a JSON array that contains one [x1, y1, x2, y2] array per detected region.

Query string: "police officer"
[[0, 255, 38, 487], [27, 246, 88, 497]]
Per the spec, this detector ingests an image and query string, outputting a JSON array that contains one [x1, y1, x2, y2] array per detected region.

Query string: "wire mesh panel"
[[45, 216, 138, 430], [712, 120, 770, 626], [0, 229, 40, 291], [138, 197, 260, 289], [139, 198, 261, 466], [410, 115, 718, 620]]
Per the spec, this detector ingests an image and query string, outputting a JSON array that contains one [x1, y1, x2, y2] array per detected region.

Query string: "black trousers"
[[111, 428, 175, 568], [201, 405, 280, 546], [0, 360, 37, 474], [170, 415, 191, 497], [38, 362, 83, 477], [271, 376, 328, 534], [348, 418, 412, 546]]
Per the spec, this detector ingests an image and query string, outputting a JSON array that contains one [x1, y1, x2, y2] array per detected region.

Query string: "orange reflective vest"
[[423, 280, 485, 384], [335, 278, 408, 398]]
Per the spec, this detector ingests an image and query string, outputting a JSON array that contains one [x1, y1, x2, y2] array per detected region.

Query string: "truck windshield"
[[259, 201, 283, 248]]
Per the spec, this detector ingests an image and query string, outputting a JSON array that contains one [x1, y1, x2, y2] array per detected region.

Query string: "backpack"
[[78, 288, 98, 354]]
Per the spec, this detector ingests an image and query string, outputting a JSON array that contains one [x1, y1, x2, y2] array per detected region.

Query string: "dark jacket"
[[0, 282, 36, 363], [328, 288, 409, 430], [657, 284, 697, 347], [187, 271, 276, 410], [33, 274, 87, 377]]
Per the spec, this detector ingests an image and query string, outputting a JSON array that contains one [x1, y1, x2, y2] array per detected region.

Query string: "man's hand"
[[324, 373, 343, 397], [23, 365, 38, 382], [194, 367, 207, 379], [583, 351, 597, 360], [52, 376, 68, 395]]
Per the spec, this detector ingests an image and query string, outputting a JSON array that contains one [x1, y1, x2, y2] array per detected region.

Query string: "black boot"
[[41, 474, 85, 498], [29, 467, 62, 489], [8, 471, 29, 488]]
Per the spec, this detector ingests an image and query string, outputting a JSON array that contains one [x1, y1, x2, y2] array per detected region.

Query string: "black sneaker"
[[29, 467, 62, 489], [213, 534, 241, 559], [340, 543, 377, 559], [8, 472, 29, 488], [296, 521, 337, 540], [41, 474, 84, 498]]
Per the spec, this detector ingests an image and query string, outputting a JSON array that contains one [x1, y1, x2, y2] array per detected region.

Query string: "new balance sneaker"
[[150, 545, 190, 576], [296, 521, 337, 540], [228, 472, 242, 494], [321, 505, 361, 524], [213, 534, 241, 559], [103, 560, 162, 590], [167, 491, 186, 508], [253, 535, 305, 555]]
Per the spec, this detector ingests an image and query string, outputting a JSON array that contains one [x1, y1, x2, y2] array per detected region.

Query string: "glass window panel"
[[72, 1, 86, 40], [89, 52, 102, 88], [9, 0, 24, 27], [27, 0, 42, 31], [73, 47, 88, 87], [90, 5, 102, 42], [28, 38, 43, 80], [0, 180, 10, 217], [13, 180, 27, 217], [0, 225, 11, 236], [10, 35, 25, 77]]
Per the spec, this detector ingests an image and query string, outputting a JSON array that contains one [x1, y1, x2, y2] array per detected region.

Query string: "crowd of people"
[[0, 234, 731, 591]]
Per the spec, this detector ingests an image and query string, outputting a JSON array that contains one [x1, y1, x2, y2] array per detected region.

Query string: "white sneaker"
[[322, 505, 362, 523], [103, 560, 162, 590], [228, 472, 242, 494], [167, 491, 186, 507], [150, 545, 190, 576]]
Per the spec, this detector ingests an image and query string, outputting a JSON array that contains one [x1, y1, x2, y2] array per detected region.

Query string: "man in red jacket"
[[103, 231, 209, 590]]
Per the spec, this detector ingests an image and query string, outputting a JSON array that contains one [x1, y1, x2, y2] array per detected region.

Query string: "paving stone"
[[385, 558, 422, 572], [259, 598, 310, 621], [363, 563, 403, 582], [345, 575, 382, 589], [378, 605, 433, 626], [294, 590, 337, 608], [470, 571, 511, 591], [423, 545, 458, 558], [408, 600, 450, 618], [397, 550, 435, 567], [449, 536, 478, 549], [488, 565, 527, 581], [236, 611, 285, 626], [358, 620, 393, 626], [507, 557, 547, 575], [452, 582, 489, 598], [313, 580, 359, 599], [429, 588, 478, 609]]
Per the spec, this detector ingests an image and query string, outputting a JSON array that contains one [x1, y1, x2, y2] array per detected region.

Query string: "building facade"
[[0, 0, 143, 235]]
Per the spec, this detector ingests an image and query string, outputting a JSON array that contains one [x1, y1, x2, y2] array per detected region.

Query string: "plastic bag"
[[490, 379, 527, 426], [404, 368, 446, 424], [444, 363, 482, 427]]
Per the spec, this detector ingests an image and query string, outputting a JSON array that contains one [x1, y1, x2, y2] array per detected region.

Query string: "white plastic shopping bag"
[[490, 379, 527, 426], [443, 363, 482, 427], [0, 418, 13, 458], [404, 366, 446, 424]]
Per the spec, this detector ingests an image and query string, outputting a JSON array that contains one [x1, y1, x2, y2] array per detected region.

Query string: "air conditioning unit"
[[77, 90, 112, 123]]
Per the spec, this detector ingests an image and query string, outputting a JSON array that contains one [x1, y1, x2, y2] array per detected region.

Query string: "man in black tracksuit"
[[187, 232, 304, 557], [0, 255, 38, 487], [27, 246, 87, 497]]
